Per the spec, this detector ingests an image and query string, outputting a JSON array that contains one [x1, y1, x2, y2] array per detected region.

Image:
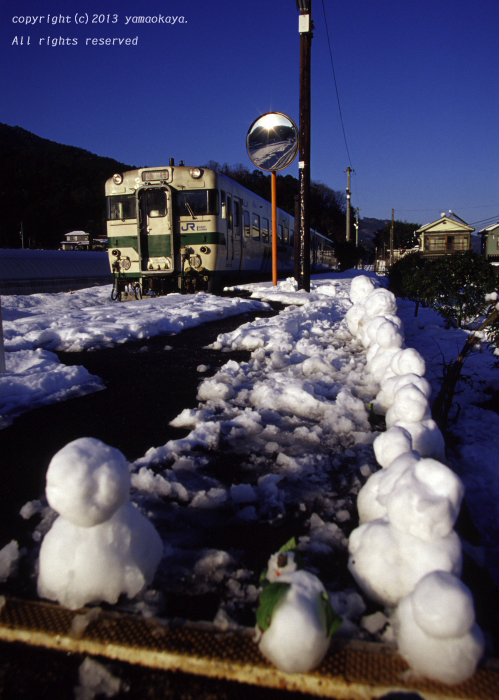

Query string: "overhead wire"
[[320, 0, 356, 206]]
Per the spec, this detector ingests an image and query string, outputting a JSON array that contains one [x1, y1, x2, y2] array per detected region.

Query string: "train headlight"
[[113, 173, 123, 185], [120, 257, 131, 270], [189, 254, 202, 269], [189, 167, 203, 179]]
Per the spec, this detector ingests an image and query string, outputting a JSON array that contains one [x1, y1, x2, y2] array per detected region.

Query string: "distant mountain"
[[0, 124, 134, 249]]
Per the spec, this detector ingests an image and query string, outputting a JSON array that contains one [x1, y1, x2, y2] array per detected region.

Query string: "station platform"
[[0, 596, 498, 700]]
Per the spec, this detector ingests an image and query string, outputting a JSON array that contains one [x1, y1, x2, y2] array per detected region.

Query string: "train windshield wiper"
[[185, 202, 197, 219]]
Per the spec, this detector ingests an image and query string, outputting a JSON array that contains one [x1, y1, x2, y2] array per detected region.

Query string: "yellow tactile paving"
[[0, 597, 498, 700]]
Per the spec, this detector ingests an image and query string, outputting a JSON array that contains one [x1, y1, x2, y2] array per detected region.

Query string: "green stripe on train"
[[108, 231, 227, 254]]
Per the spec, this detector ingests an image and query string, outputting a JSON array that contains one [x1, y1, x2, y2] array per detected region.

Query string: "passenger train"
[[106, 163, 336, 299]]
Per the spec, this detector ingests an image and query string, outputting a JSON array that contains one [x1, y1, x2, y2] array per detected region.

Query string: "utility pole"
[[354, 208, 360, 247], [297, 0, 312, 292], [0, 298, 5, 374], [344, 167, 354, 241], [390, 209, 394, 266]]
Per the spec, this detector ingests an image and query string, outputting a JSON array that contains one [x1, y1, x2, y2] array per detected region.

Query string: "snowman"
[[394, 571, 484, 684], [256, 539, 341, 674], [37, 437, 163, 610]]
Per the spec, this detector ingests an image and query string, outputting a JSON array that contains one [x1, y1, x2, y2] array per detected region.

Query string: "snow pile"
[[346, 276, 484, 683], [256, 544, 340, 673], [0, 287, 269, 426], [0, 348, 104, 428], [75, 657, 128, 700], [0, 540, 20, 582], [3, 287, 269, 353], [38, 438, 163, 609]]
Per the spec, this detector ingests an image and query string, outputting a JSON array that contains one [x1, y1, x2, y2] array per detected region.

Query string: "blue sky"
[[1, 0, 498, 228]]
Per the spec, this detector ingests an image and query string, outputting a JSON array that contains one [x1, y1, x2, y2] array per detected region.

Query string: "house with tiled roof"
[[416, 212, 474, 257]]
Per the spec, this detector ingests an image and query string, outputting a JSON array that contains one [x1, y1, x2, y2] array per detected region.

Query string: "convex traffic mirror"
[[246, 112, 299, 172]]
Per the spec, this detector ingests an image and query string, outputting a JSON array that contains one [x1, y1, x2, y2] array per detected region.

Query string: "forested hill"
[[0, 124, 134, 249], [0, 123, 354, 250]]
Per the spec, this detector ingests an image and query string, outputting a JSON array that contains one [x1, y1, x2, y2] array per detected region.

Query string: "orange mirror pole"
[[271, 171, 278, 286]]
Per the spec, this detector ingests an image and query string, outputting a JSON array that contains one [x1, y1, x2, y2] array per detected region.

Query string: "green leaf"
[[256, 582, 291, 632], [278, 537, 298, 554], [321, 592, 342, 637]]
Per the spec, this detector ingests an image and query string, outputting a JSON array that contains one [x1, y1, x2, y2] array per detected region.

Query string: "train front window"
[[175, 190, 218, 216], [146, 190, 167, 218], [107, 195, 136, 221]]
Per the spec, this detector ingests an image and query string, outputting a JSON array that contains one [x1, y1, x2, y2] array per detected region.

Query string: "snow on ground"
[[1, 270, 499, 673], [0, 287, 269, 427]]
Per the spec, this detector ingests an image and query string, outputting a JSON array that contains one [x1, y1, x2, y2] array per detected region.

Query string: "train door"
[[138, 188, 173, 271]]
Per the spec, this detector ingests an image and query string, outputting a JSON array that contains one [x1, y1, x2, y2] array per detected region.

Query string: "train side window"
[[284, 227, 289, 245], [227, 195, 233, 230], [262, 218, 269, 242], [290, 229, 294, 247], [252, 214, 260, 240], [146, 190, 167, 218], [221, 191, 226, 219], [278, 225, 283, 244], [244, 210, 250, 237]]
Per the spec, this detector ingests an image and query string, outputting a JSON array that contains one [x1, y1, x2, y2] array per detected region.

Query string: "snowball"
[[258, 569, 331, 673], [348, 520, 462, 607], [357, 452, 419, 523], [373, 426, 414, 468], [386, 458, 464, 541], [375, 321, 404, 350], [368, 346, 402, 383], [393, 418, 446, 461], [411, 571, 475, 638], [37, 502, 163, 609], [395, 572, 484, 684], [383, 347, 426, 382], [345, 304, 366, 336], [373, 374, 431, 415], [385, 384, 431, 427], [363, 288, 397, 319], [46, 438, 130, 527], [359, 314, 403, 349], [349, 275, 376, 305]]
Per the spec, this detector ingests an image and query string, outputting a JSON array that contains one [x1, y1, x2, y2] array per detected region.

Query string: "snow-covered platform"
[[0, 249, 111, 295], [0, 596, 497, 700]]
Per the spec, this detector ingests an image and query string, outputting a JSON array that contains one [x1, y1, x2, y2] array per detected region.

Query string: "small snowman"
[[256, 539, 341, 674], [394, 570, 484, 684], [37, 437, 163, 610]]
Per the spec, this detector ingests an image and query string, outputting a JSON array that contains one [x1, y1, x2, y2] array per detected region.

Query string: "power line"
[[320, 0, 353, 169], [470, 214, 499, 228]]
